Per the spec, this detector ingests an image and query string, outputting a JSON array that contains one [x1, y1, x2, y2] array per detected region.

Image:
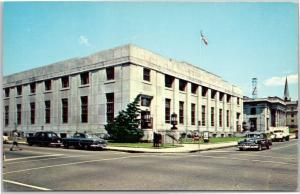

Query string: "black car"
[[27, 131, 62, 147], [238, 132, 272, 151], [62, 132, 107, 150]]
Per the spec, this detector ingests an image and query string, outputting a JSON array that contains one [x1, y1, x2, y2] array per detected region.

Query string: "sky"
[[3, 2, 299, 100]]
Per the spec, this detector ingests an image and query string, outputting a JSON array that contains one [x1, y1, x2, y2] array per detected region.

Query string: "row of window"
[[162, 74, 239, 104], [165, 98, 239, 127], [3, 67, 115, 97], [4, 93, 115, 126]]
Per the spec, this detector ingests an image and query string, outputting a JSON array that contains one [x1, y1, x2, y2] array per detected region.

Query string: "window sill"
[[191, 93, 197, 97], [15, 95, 22, 98], [79, 84, 90, 88], [44, 91, 52, 94], [60, 87, 70, 91], [28, 93, 36, 96], [104, 80, 115, 84], [3, 97, 10, 100], [179, 91, 186, 94], [165, 87, 173, 91], [142, 81, 152, 85]]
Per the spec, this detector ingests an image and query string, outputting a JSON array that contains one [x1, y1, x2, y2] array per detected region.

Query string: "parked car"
[[238, 132, 272, 151], [27, 131, 62, 147], [3, 135, 9, 144], [62, 132, 107, 150], [270, 127, 290, 142]]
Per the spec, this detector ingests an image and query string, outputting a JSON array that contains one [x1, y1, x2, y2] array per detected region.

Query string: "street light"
[[171, 112, 178, 130]]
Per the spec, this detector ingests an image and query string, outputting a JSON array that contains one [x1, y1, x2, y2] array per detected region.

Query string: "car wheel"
[[64, 143, 69, 149], [286, 136, 289, 141], [28, 142, 33, 146], [239, 148, 243, 151]]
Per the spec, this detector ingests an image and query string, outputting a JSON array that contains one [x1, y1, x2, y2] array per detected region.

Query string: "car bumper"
[[90, 144, 107, 148], [49, 142, 62, 146], [238, 144, 259, 149]]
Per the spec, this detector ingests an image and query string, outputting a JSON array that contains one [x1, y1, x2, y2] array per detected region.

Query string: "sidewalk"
[[104, 141, 238, 153]]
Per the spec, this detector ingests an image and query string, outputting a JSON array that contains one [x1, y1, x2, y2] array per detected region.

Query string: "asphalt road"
[[2, 139, 298, 191]]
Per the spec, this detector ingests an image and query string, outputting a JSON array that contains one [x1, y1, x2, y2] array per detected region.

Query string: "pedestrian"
[[10, 129, 22, 151]]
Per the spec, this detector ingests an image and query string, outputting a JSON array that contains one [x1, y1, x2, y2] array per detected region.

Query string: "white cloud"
[[78, 35, 90, 47], [264, 74, 298, 86]]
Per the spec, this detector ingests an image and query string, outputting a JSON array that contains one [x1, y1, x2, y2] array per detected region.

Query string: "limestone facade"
[[3, 44, 243, 139]]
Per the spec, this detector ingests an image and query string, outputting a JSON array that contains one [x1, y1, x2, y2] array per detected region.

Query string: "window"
[[165, 75, 174, 88], [106, 93, 114, 123], [237, 97, 240, 105], [62, 99, 68, 123], [165, 99, 171, 123], [191, 83, 198, 94], [236, 112, 240, 119], [61, 76, 69, 88], [106, 67, 114, 80], [226, 110, 230, 127], [250, 107, 256, 115], [227, 95, 231, 103], [17, 86, 22, 96], [191, 103, 195, 125], [141, 96, 152, 107], [211, 90, 216, 99], [202, 86, 208, 97], [30, 83, 36, 94], [17, 104, 22, 125], [211, 107, 215, 126], [219, 109, 223, 127], [202, 105, 206, 126], [179, 101, 184, 124], [30, 102, 35, 124], [291, 113, 294, 118], [291, 119, 294, 122], [81, 96, 88, 123], [143, 68, 151, 81], [5, 106, 9, 126], [80, 72, 89, 85], [45, 101, 51, 123], [219, 92, 224, 101], [179, 79, 187, 91], [4, 88, 9, 97], [45, 80, 52, 91]]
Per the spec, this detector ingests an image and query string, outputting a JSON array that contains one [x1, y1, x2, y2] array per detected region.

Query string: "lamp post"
[[170, 113, 178, 130], [198, 121, 201, 150]]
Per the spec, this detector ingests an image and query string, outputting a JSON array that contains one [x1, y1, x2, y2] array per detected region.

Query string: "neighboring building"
[[243, 77, 298, 133], [3, 44, 243, 139], [286, 101, 298, 130], [284, 77, 298, 130], [243, 96, 286, 132]]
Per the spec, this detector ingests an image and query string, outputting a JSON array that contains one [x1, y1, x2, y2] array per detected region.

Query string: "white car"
[[3, 135, 9, 144]]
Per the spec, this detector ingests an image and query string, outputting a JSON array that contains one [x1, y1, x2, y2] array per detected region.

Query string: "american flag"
[[201, 31, 208, 45]]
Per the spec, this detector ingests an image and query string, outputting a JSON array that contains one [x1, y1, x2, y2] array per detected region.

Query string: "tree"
[[105, 94, 144, 142]]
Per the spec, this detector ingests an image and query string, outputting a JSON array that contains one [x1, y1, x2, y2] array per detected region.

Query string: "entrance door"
[[249, 118, 257, 131]]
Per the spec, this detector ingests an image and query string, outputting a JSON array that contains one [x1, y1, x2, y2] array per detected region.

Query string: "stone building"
[[283, 77, 298, 130], [3, 44, 243, 139], [243, 96, 287, 132]]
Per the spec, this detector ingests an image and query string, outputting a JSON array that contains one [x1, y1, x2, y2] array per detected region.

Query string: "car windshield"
[[246, 133, 262, 139]]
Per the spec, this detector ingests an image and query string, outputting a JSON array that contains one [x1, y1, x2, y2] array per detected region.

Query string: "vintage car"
[[27, 131, 62, 147], [237, 132, 272, 151], [62, 132, 107, 150]]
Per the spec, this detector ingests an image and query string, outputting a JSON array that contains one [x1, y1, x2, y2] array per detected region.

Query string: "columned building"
[[3, 44, 243, 139], [243, 97, 286, 132]]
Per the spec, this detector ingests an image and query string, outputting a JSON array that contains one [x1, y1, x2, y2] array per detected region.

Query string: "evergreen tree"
[[105, 94, 144, 142]]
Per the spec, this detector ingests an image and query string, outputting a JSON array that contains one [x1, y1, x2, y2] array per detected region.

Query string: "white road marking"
[[3, 154, 154, 175], [6, 154, 88, 165], [185, 154, 297, 166], [271, 143, 298, 150], [235, 153, 297, 160], [5, 154, 64, 162], [3, 180, 51, 191]]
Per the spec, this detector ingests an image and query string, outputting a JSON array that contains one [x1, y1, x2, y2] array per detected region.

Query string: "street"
[[2, 139, 298, 191]]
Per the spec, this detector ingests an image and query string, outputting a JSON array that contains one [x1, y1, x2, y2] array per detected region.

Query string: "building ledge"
[[104, 80, 115, 84], [60, 87, 70, 91], [78, 84, 90, 88], [142, 80, 152, 85]]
